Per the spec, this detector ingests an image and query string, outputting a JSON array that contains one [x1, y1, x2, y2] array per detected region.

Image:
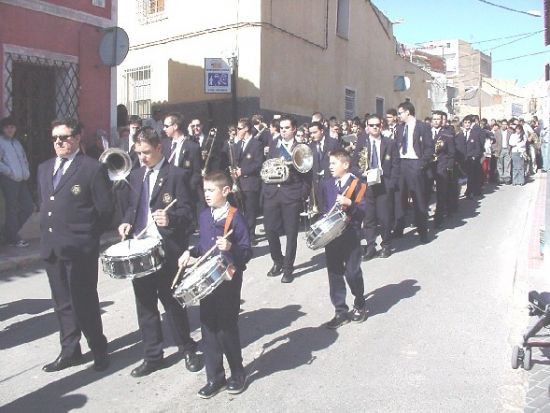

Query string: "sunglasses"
[[237, 127, 245, 130], [51, 134, 73, 142], [163, 124, 173, 128], [190, 124, 201, 128], [368, 123, 381, 128]]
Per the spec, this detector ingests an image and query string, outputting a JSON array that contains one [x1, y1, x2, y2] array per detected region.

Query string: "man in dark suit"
[[494, 119, 512, 184], [431, 111, 455, 228], [352, 114, 400, 259], [308, 121, 340, 214], [394, 101, 434, 243], [460, 115, 484, 198], [229, 117, 264, 243], [38, 118, 113, 372], [118, 126, 201, 377], [263, 115, 310, 283]]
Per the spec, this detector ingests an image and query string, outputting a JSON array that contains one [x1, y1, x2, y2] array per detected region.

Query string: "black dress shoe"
[[267, 262, 283, 277], [350, 306, 367, 323], [198, 379, 227, 399], [184, 351, 202, 372], [93, 351, 110, 372], [281, 273, 294, 283], [419, 232, 429, 244], [42, 352, 83, 372], [324, 313, 350, 329], [362, 248, 377, 262], [130, 359, 164, 378], [227, 374, 247, 394], [378, 247, 392, 258], [392, 228, 403, 239]]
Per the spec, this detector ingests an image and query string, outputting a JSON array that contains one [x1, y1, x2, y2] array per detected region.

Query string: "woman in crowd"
[[509, 124, 527, 186]]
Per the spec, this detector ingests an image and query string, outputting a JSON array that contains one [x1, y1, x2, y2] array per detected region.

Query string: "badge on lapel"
[[385, 154, 391, 161], [246, 153, 252, 159], [71, 185, 81, 196], [162, 193, 173, 205], [158, 177, 164, 188], [184, 160, 191, 168]]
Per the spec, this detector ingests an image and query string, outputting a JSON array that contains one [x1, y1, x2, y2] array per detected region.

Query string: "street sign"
[[99, 27, 129, 66], [204, 58, 231, 94], [512, 103, 524, 117]]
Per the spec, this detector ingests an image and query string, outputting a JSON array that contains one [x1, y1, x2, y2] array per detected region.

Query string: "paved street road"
[[0, 182, 536, 412]]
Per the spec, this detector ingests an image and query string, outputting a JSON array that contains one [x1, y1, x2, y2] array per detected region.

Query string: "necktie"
[[52, 158, 68, 190], [170, 141, 177, 165], [336, 180, 342, 193], [371, 142, 379, 169], [402, 124, 408, 155], [133, 169, 153, 235], [238, 140, 245, 161], [317, 143, 322, 164]]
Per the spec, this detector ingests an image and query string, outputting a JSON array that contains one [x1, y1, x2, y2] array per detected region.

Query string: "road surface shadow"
[[239, 304, 307, 350], [364, 279, 420, 318], [245, 325, 338, 387], [0, 298, 52, 322]]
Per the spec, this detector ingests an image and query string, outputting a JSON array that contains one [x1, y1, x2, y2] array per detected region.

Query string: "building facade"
[[0, 0, 118, 184], [118, 0, 432, 128]]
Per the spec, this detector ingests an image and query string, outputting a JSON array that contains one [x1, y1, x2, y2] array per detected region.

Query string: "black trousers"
[[45, 252, 107, 357], [395, 159, 428, 234], [325, 228, 365, 315], [200, 271, 244, 383], [241, 190, 259, 239], [364, 185, 393, 249], [465, 157, 482, 196], [434, 169, 450, 218], [132, 263, 195, 361], [264, 197, 300, 274]]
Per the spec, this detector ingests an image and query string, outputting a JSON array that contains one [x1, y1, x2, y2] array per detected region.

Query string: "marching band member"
[[263, 115, 310, 283], [393, 101, 434, 244], [459, 115, 484, 199], [230, 117, 264, 244], [322, 149, 367, 328], [39, 118, 113, 372], [431, 111, 456, 228], [118, 127, 201, 377], [352, 114, 400, 260], [309, 121, 340, 214], [179, 171, 252, 398]]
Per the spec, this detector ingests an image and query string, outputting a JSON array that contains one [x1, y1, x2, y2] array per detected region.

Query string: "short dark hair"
[[238, 117, 253, 131], [165, 112, 185, 132], [203, 170, 231, 189], [398, 101, 415, 116], [309, 121, 324, 131], [128, 115, 142, 126], [329, 148, 351, 165], [270, 118, 280, 133], [134, 126, 161, 146], [0, 116, 16, 129], [386, 108, 397, 117], [432, 110, 446, 117], [279, 114, 297, 128], [250, 114, 264, 125], [51, 118, 82, 135], [366, 114, 382, 123]]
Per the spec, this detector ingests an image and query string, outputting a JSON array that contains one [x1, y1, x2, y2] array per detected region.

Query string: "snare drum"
[[173, 255, 235, 307], [306, 208, 349, 250], [100, 237, 165, 280]]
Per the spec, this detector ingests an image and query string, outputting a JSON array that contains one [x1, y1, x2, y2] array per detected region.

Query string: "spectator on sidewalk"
[[510, 124, 527, 186], [0, 116, 33, 247]]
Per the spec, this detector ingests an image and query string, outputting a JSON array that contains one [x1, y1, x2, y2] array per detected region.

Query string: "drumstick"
[[135, 198, 177, 240], [171, 229, 234, 289]]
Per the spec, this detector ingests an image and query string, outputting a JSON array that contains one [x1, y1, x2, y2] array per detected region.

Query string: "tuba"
[[99, 148, 132, 181], [433, 137, 445, 162], [260, 143, 313, 184]]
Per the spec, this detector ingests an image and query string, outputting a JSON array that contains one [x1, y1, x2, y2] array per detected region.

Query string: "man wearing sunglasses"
[[37, 118, 113, 373], [352, 114, 400, 260]]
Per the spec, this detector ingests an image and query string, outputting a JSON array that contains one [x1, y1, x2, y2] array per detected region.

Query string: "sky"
[[375, 0, 547, 86]]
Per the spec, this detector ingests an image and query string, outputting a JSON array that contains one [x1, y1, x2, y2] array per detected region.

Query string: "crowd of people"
[[0, 102, 546, 398]]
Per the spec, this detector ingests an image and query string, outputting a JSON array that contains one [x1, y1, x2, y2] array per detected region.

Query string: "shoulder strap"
[[224, 206, 237, 235], [343, 178, 358, 199], [343, 178, 367, 207]]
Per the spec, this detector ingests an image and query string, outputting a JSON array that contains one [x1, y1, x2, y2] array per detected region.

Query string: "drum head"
[[104, 237, 160, 257]]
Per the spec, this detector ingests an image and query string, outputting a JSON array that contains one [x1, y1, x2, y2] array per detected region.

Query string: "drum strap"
[[343, 178, 367, 206], [224, 206, 237, 235]]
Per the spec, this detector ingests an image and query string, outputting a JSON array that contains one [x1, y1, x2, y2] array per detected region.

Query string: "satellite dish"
[[99, 27, 129, 66]]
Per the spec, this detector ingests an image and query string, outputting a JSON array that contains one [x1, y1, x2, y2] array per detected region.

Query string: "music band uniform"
[[352, 133, 400, 255], [310, 136, 340, 213], [433, 126, 456, 225], [190, 204, 252, 392], [263, 138, 311, 281], [38, 150, 113, 366], [122, 159, 198, 364], [323, 174, 367, 322]]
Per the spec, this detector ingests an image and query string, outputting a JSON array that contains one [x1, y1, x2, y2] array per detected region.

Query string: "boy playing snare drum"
[[179, 171, 252, 398]]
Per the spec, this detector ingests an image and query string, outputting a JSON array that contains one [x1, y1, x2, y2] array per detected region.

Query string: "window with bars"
[[137, 0, 166, 24], [125, 66, 151, 118], [336, 0, 350, 39], [92, 0, 105, 7], [344, 88, 356, 120], [375, 97, 384, 116]]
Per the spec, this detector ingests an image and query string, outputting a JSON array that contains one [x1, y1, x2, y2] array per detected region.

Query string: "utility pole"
[[478, 55, 482, 119], [230, 54, 239, 124]]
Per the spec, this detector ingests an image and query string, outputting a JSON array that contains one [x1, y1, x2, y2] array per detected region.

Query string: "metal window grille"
[[4, 52, 79, 119], [344, 88, 356, 120], [136, 0, 166, 24], [92, 0, 105, 7], [125, 66, 151, 118], [375, 97, 384, 116]]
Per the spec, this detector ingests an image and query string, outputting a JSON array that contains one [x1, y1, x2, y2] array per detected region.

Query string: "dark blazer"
[[309, 137, 341, 181], [461, 126, 484, 159], [161, 137, 201, 191], [123, 161, 194, 260], [352, 133, 400, 191], [37, 152, 113, 260], [434, 126, 456, 173], [262, 138, 311, 203], [236, 138, 263, 192], [322, 175, 366, 231], [395, 120, 434, 167]]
